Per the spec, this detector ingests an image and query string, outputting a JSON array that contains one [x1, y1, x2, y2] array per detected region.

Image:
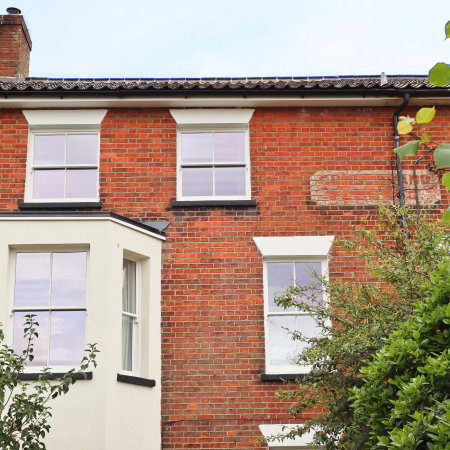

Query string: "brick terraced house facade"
[[1, 9, 450, 450]]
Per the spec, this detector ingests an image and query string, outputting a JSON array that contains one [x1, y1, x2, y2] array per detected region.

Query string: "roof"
[[0, 211, 167, 239], [0, 76, 444, 94]]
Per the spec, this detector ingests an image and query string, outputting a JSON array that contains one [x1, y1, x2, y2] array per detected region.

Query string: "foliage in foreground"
[[350, 263, 450, 450], [0, 315, 98, 450], [265, 205, 450, 450]]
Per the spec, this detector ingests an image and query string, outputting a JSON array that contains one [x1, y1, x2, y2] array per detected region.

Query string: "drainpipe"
[[393, 93, 410, 229]]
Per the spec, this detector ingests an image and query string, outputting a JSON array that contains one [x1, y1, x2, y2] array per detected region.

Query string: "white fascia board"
[[1, 96, 447, 109], [22, 109, 108, 128], [253, 236, 334, 257], [258, 425, 319, 449], [170, 108, 254, 124], [0, 216, 165, 241]]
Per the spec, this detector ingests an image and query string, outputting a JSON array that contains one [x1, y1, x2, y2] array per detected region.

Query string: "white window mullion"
[[46, 310, 51, 367], [63, 134, 68, 200], [49, 252, 53, 307], [212, 132, 215, 197]]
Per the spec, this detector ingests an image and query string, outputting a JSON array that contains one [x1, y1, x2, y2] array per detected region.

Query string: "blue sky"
[[12, 0, 450, 79]]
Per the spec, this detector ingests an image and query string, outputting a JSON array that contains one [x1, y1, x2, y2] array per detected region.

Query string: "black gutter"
[[393, 93, 410, 229]]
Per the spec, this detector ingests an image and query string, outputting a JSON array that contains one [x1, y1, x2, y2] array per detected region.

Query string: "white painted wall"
[[0, 218, 162, 450]]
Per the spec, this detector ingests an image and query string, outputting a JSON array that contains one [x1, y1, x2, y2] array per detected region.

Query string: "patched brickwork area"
[[311, 170, 441, 206]]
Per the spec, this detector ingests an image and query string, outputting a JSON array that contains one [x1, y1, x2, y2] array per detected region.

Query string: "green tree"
[[264, 205, 450, 450], [393, 20, 450, 220], [349, 262, 450, 450], [0, 314, 98, 449]]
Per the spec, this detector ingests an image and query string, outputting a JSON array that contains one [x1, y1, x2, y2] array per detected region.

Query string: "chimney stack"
[[0, 7, 32, 80]]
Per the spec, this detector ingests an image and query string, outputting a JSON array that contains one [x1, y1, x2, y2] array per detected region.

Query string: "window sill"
[[18, 202, 103, 210], [261, 373, 307, 381], [19, 372, 93, 381], [171, 200, 257, 207], [117, 373, 155, 387]]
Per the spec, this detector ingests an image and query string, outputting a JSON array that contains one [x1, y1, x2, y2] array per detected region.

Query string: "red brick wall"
[[1, 105, 449, 448], [0, 14, 32, 78]]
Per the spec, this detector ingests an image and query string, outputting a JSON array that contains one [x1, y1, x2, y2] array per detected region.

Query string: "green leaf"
[[446, 21, 450, 39], [428, 63, 450, 87], [434, 143, 450, 169], [442, 172, 450, 190], [397, 121, 413, 135], [394, 140, 421, 161], [423, 133, 429, 141], [414, 331, 420, 339], [416, 106, 436, 124]]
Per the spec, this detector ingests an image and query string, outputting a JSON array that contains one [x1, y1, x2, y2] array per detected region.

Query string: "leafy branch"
[[0, 314, 99, 449]]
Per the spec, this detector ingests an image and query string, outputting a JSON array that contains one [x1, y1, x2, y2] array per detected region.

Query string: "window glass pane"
[[267, 263, 295, 312], [215, 167, 246, 196], [14, 253, 50, 307], [181, 133, 213, 163], [33, 170, 65, 199], [122, 315, 133, 371], [65, 169, 98, 198], [13, 312, 49, 366], [296, 315, 320, 354], [49, 311, 86, 366], [122, 259, 136, 313], [269, 315, 296, 366], [34, 135, 65, 165], [295, 262, 323, 305], [214, 132, 245, 162], [182, 167, 213, 197], [51, 253, 87, 307], [66, 134, 98, 165]]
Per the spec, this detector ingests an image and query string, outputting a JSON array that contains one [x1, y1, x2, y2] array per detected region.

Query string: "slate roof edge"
[[0, 76, 447, 94]]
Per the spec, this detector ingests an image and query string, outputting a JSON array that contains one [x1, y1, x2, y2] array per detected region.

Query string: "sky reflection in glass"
[[34, 135, 65, 165], [14, 253, 51, 307], [214, 132, 245, 162], [182, 167, 213, 196], [182, 133, 213, 163], [66, 134, 98, 164], [49, 311, 85, 366], [267, 263, 295, 312], [65, 169, 98, 198], [51, 252, 87, 307], [215, 167, 246, 196], [269, 315, 296, 366], [33, 170, 65, 199]]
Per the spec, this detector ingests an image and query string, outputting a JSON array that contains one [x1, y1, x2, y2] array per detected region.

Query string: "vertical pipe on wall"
[[393, 93, 410, 230]]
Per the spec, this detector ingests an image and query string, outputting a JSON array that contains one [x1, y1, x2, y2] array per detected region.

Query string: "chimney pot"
[[6, 7, 22, 14]]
